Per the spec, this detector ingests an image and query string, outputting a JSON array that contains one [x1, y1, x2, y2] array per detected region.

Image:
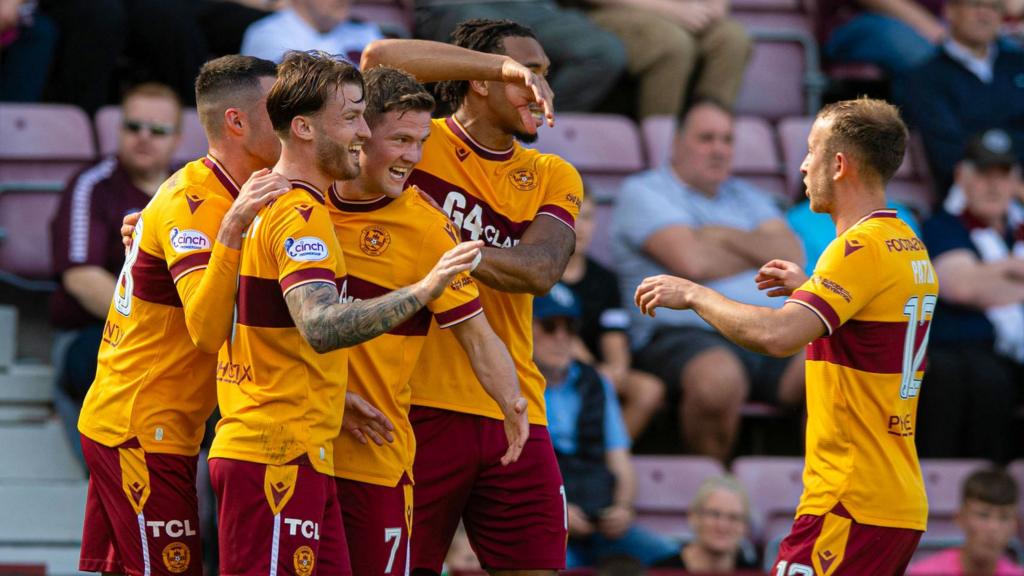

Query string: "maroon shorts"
[[336, 474, 413, 575], [79, 434, 201, 576], [409, 406, 567, 573], [773, 503, 923, 576], [208, 457, 351, 576]]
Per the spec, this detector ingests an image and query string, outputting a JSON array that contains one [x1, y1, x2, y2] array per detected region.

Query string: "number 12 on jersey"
[[900, 293, 937, 400]]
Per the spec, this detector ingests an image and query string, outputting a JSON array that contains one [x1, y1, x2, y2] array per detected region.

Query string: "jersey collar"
[[202, 154, 240, 199], [445, 116, 515, 162], [328, 183, 394, 212], [290, 180, 326, 205]]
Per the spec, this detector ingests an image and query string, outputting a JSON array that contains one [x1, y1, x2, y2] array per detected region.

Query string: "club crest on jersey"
[[294, 546, 315, 576], [169, 228, 211, 253], [359, 225, 391, 256], [509, 168, 538, 191], [285, 237, 328, 262], [162, 542, 190, 574]]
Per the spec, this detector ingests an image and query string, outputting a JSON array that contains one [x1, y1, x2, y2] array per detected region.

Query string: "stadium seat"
[[95, 106, 208, 167], [732, 456, 804, 545], [0, 188, 62, 285], [0, 482, 87, 545], [0, 420, 84, 481], [921, 459, 990, 539], [735, 31, 825, 120], [640, 114, 787, 201], [0, 104, 95, 186], [631, 455, 726, 538], [532, 113, 644, 203]]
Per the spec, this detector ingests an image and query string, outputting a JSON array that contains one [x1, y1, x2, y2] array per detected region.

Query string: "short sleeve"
[[601, 375, 631, 451], [265, 198, 340, 295], [615, 171, 695, 249], [535, 159, 583, 231], [158, 186, 233, 283], [786, 230, 880, 335], [419, 215, 482, 328]]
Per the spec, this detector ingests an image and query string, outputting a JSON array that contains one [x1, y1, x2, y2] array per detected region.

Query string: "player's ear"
[[223, 108, 245, 137], [469, 79, 489, 98], [291, 115, 315, 142], [832, 151, 846, 181]]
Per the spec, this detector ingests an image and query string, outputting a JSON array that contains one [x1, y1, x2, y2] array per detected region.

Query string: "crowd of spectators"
[[3, 0, 1024, 569]]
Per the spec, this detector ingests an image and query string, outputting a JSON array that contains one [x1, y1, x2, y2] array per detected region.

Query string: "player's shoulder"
[[406, 186, 460, 243], [518, 146, 581, 179]]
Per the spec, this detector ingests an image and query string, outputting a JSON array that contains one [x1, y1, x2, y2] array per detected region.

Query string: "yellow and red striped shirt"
[[787, 209, 937, 530]]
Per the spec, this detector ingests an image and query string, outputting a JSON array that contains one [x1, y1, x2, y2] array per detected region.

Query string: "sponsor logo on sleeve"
[[169, 228, 211, 253], [285, 236, 328, 262]]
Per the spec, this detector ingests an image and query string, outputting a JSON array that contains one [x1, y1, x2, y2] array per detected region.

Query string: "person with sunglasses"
[[49, 82, 184, 457], [535, 283, 678, 567]]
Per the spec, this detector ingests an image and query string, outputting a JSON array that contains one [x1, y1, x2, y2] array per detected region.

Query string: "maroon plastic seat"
[[0, 104, 95, 185], [920, 459, 990, 539], [532, 113, 644, 203], [0, 189, 62, 281], [631, 455, 726, 539], [733, 456, 805, 544], [736, 41, 807, 120]]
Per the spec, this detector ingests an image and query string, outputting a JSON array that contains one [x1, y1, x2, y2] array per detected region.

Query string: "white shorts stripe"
[[269, 513, 281, 576], [137, 512, 152, 576]]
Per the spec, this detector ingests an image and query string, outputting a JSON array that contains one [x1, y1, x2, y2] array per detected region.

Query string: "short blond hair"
[[817, 98, 907, 183]]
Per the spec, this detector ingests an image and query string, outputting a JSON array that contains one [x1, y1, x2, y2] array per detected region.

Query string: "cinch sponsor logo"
[[169, 228, 211, 253], [284, 518, 320, 540], [884, 237, 925, 252], [217, 360, 253, 385], [285, 236, 328, 262], [146, 519, 197, 538]]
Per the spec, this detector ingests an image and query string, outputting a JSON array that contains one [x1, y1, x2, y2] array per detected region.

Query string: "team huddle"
[[75, 15, 939, 576]]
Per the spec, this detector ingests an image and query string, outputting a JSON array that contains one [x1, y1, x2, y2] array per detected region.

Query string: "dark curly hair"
[[436, 19, 536, 112]]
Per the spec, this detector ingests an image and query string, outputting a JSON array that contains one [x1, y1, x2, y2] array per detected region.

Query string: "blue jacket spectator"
[[535, 285, 677, 567], [898, 0, 1024, 197]]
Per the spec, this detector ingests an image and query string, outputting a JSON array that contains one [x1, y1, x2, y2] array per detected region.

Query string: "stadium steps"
[[0, 482, 89, 576]]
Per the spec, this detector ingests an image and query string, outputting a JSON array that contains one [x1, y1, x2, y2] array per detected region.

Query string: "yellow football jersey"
[[787, 209, 938, 530], [210, 181, 347, 476], [79, 156, 241, 455], [406, 117, 583, 426], [328, 186, 482, 486]]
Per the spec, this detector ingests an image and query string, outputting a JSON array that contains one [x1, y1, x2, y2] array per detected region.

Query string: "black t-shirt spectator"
[[563, 257, 630, 362]]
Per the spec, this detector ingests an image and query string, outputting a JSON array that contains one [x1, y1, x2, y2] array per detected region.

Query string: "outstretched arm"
[[472, 216, 576, 296], [284, 241, 483, 353], [635, 274, 825, 357], [451, 313, 529, 465]]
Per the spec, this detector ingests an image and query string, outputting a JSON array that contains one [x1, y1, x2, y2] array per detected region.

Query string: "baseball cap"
[[964, 129, 1018, 169], [533, 283, 581, 320]]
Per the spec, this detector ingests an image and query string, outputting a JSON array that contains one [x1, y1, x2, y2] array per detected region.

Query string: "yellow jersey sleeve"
[[264, 197, 340, 295], [418, 212, 482, 328], [155, 184, 232, 283], [535, 158, 583, 231], [788, 229, 880, 335]]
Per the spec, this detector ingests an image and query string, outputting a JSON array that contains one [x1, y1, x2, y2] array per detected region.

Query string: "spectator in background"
[[562, 196, 665, 438], [655, 476, 759, 571], [535, 285, 678, 567], [918, 129, 1023, 463], [899, 0, 1024, 196], [908, 468, 1024, 576], [412, 11, 626, 112], [611, 98, 805, 463], [240, 0, 384, 64], [49, 83, 181, 456], [818, 0, 944, 75], [578, 0, 753, 119], [0, 0, 57, 102]]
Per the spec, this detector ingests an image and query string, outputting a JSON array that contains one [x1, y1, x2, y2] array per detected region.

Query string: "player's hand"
[[755, 259, 808, 298], [567, 503, 596, 537], [499, 396, 529, 466], [414, 241, 484, 303], [671, 0, 715, 32], [121, 211, 141, 253], [500, 58, 555, 133], [635, 274, 699, 317], [598, 503, 634, 539], [342, 392, 395, 446], [218, 169, 290, 249]]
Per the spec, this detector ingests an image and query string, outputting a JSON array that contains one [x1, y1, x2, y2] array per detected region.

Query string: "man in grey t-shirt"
[[611, 98, 805, 462]]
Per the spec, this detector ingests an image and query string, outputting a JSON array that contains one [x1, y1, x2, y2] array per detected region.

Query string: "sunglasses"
[[122, 119, 176, 137], [539, 317, 580, 335]]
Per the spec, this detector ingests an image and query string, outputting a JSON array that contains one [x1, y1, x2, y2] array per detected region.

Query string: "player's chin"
[[513, 130, 538, 144]]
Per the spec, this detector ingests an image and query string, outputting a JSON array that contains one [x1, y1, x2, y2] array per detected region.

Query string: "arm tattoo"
[[284, 282, 423, 352]]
